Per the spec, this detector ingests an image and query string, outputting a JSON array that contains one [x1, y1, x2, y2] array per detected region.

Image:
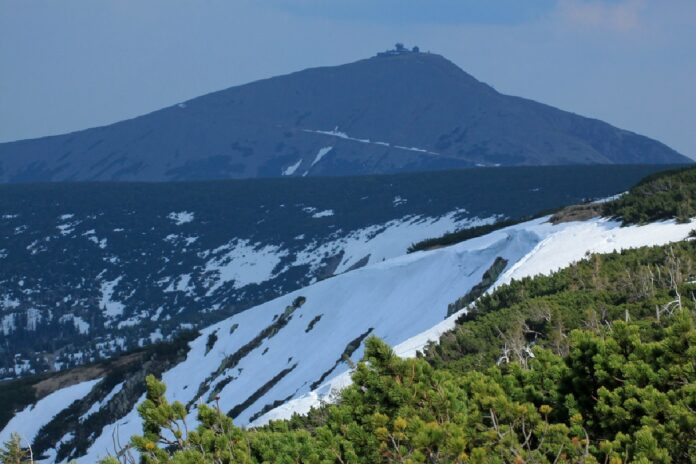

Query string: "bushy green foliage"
[[410, 166, 696, 255], [0, 433, 29, 464], [100, 240, 696, 463], [604, 166, 696, 224], [407, 219, 524, 253]]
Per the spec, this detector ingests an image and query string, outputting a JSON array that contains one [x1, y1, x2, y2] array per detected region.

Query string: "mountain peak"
[[0, 53, 688, 182]]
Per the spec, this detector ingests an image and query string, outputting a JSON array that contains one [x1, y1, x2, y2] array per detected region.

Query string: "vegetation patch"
[[0, 350, 147, 431], [227, 364, 297, 419], [604, 166, 696, 224], [89, 239, 696, 464], [247, 391, 297, 424], [304, 314, 323, 333], [549, 202, 603, 224], [205, 330, 218, 355], [406, 210, 556, 254], [206, 376, 236, 403], [31, 331, 196, 462], [446, 256, 508, 317], [309, 328, 373, 390], [189, 297, 306, 407]]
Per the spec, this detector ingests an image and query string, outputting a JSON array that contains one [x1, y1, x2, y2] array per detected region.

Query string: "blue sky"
[[1, 0, 694, 157]]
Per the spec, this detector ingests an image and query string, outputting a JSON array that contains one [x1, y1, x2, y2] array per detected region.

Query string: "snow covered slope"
[[8, 214, 692, 463], [249, 217, 694, 426], [1, 166, 658, 379], [0, 379, 100, 446]]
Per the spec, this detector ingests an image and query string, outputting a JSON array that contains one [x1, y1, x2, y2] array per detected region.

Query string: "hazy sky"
[[1, 0, 694, 157]]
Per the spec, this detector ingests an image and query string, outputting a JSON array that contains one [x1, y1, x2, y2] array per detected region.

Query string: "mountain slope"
[[0, 50, 688, 183], [132, 238, 696, 463], [0, 165, 662, 379], [3, 168, 695, 462]]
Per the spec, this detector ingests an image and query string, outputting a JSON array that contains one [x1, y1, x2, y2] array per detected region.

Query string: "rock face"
[[0, 52, 688, 182]]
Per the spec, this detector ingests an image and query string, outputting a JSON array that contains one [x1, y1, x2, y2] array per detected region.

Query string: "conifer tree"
[[0, 433, 29, 464]]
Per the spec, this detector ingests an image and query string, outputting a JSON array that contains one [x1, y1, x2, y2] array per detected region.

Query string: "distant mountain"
[[0, 50, 688, 182]]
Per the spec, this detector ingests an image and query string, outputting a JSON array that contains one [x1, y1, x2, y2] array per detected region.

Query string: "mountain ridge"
[[0, 51, 688, 182], [2, 165, 665, 380], [2, 166, 696, 462]]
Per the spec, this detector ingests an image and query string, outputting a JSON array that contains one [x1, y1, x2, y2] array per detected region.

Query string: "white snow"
[[495, 218, 694, 287], [30, 214, 696, 462], [250, 217, 695, 425], [59, 314, 90, 335], [310, 146, 333, 167], [1, 314, 16, 336], [150, 328, 164, 343], [25, 308, 42, 331], [80, 221, 538, 459], [393, 196, 407, 207], [57, 222, 78, 236], [26, 239, 43, 255], [204, 240, 288, 294], [168, 211, 194, 226], [282, 159, 302, 176], [83, 229, 107, 248], [303, 128, 439, 155], [1, 295, 20, 310], [80, 382, 124, 422], [293, 211, 489, 275], [311, 209, 334, 218], [100, 277, 125, 318], [0, 379, 100, 445], [150, 307, 164, 322], [164, 274, 195, 295]]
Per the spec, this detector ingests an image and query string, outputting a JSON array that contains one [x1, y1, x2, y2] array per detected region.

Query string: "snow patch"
[[311, 209, 334, 218], [100, 277, 125, 318], [310, 146, 333, 167], [168, 211, 194, 225], [164, 274, 195, 296], [1, 314, 16, 336], [303, 128, 439, 155], [282, 159, 302, 176], [204, 240, 288, 293], [0, 378, 100, 445], [293, 210, 488, 275], [393, 196, 407, 206], [59, 314, 90, 335]]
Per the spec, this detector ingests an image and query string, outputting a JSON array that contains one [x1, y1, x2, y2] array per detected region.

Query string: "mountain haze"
[[0, 50, 688, 182]]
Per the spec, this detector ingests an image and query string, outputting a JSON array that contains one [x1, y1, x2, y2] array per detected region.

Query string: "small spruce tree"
[[0, 433, 29, 464]]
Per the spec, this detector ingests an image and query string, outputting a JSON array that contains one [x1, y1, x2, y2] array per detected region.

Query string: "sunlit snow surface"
[[8, 216, 693, 462], [0, 379, 100, 445], [249, 217, 695, 426]]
